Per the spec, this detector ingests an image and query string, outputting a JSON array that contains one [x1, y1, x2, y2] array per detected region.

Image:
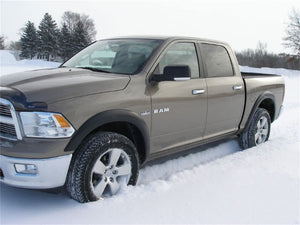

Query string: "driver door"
[[149, 42, 207, 154]]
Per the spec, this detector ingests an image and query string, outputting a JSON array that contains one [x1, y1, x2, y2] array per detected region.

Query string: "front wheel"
[[66, 132, 139, 203], [239, 108, 271, 149]]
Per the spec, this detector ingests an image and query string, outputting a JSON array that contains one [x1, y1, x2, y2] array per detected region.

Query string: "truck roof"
[[102, 35, 228, 45]]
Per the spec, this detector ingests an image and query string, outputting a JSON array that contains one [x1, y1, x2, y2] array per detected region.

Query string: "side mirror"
[[150, 65, 191, 82]]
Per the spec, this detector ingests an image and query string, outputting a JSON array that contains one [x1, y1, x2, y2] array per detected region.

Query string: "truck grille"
[[0, 122, 17, 136], [0, 98, 22, 141], [0, 104, 12, 117]]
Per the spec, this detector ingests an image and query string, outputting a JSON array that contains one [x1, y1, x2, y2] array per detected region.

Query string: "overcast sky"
[[1, 0, 299, 53]]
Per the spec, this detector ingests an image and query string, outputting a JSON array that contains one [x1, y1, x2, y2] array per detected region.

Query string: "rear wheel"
[[239, 108, 271, 149], [66, 132, 139, 203]]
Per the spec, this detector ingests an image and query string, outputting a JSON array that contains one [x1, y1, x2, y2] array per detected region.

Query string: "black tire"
[[66, 132, 139, 203], [239, 108, 271, 149]]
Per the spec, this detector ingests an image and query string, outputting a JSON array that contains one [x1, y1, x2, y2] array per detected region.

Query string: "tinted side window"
[[202, 44, 234, 77], [154, 43, 199, 78]]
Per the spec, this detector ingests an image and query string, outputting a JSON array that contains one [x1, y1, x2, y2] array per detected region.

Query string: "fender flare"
[[65, 109, 150, 161], [241, 92, 276, 133]]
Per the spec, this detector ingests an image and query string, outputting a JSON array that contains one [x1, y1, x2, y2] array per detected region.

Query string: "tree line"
[[236, 42, 300, 70], [19, 11, 96, 61], [236, 8, 299, 70], [1, 9, 299, 68]]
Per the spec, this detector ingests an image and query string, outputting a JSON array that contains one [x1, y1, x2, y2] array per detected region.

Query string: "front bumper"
[[0, 154, 72, 189]]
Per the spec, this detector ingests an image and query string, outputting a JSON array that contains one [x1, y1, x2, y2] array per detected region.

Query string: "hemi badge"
[[140, 111, 151, 116]]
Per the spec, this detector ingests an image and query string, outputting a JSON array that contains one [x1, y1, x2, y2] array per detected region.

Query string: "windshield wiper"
[[76, 67, 111, 73]]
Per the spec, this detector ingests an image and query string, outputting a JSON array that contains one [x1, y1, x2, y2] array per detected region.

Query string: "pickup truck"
[[0, 36, 285, 203]]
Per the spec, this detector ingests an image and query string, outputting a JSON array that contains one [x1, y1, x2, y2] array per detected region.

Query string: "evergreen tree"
[[72, 20, 89, 54], [19, 21, 37, 59], [0, 35, 5, 50], [58, 23, 73, 61], [37, 13, 59, 61]]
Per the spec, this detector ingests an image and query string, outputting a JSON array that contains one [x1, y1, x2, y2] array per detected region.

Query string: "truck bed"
[[239, 72, 285, 130], [241, 72, 280, 79]]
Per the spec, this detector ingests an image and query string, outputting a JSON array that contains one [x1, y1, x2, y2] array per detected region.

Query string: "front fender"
[[64, 109, 150, 159]]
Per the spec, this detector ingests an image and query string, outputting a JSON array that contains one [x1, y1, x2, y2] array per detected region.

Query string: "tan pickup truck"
[[0, 36, 284, 202]]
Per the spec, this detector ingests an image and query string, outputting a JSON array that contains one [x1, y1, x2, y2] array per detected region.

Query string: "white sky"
[[1, 0, 299, 53]]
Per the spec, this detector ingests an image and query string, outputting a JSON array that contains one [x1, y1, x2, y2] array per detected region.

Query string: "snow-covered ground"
[[0, 51, 299, 224]]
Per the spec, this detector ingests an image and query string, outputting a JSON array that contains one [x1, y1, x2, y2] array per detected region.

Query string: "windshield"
[[62, 39, 163, 75]]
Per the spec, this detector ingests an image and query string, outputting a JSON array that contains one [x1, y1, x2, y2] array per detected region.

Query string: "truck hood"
[[0, 68, 130, 106]]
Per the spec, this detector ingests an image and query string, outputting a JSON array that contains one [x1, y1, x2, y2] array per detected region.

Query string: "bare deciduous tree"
[[283, 8, 300, 56], [9, 41, 22, 51], [61, 11, 96, 43]]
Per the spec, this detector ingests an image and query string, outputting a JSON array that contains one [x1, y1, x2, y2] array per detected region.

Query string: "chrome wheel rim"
[[255, 116, 269, 145], [90, 148, 132, 198]]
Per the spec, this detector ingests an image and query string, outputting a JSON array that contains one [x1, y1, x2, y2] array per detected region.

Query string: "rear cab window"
[[201, 43, 234, 78]]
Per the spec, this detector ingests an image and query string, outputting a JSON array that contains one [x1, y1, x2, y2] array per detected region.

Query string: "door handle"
[[192, 89, 205, 95], [233, 85, 243, 90]]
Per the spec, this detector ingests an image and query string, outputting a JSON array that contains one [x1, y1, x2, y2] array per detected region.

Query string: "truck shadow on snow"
[[0, 183, 78, 218], [0, 138, 241, 210], [138, 138, 241, 185]]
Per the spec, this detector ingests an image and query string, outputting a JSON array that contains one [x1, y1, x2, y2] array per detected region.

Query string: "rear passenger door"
[[200, 43, 245, 138]]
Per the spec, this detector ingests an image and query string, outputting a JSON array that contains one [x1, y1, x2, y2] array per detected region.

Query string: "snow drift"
[[0, 50, 60, 76]]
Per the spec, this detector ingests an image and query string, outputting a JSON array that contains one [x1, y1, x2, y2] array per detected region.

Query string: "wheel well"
[[258, 98, 275, 122], [93, 122, 147, 164]]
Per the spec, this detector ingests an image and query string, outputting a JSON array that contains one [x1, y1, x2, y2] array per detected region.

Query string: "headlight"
[[19, 112, 75, 138]]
